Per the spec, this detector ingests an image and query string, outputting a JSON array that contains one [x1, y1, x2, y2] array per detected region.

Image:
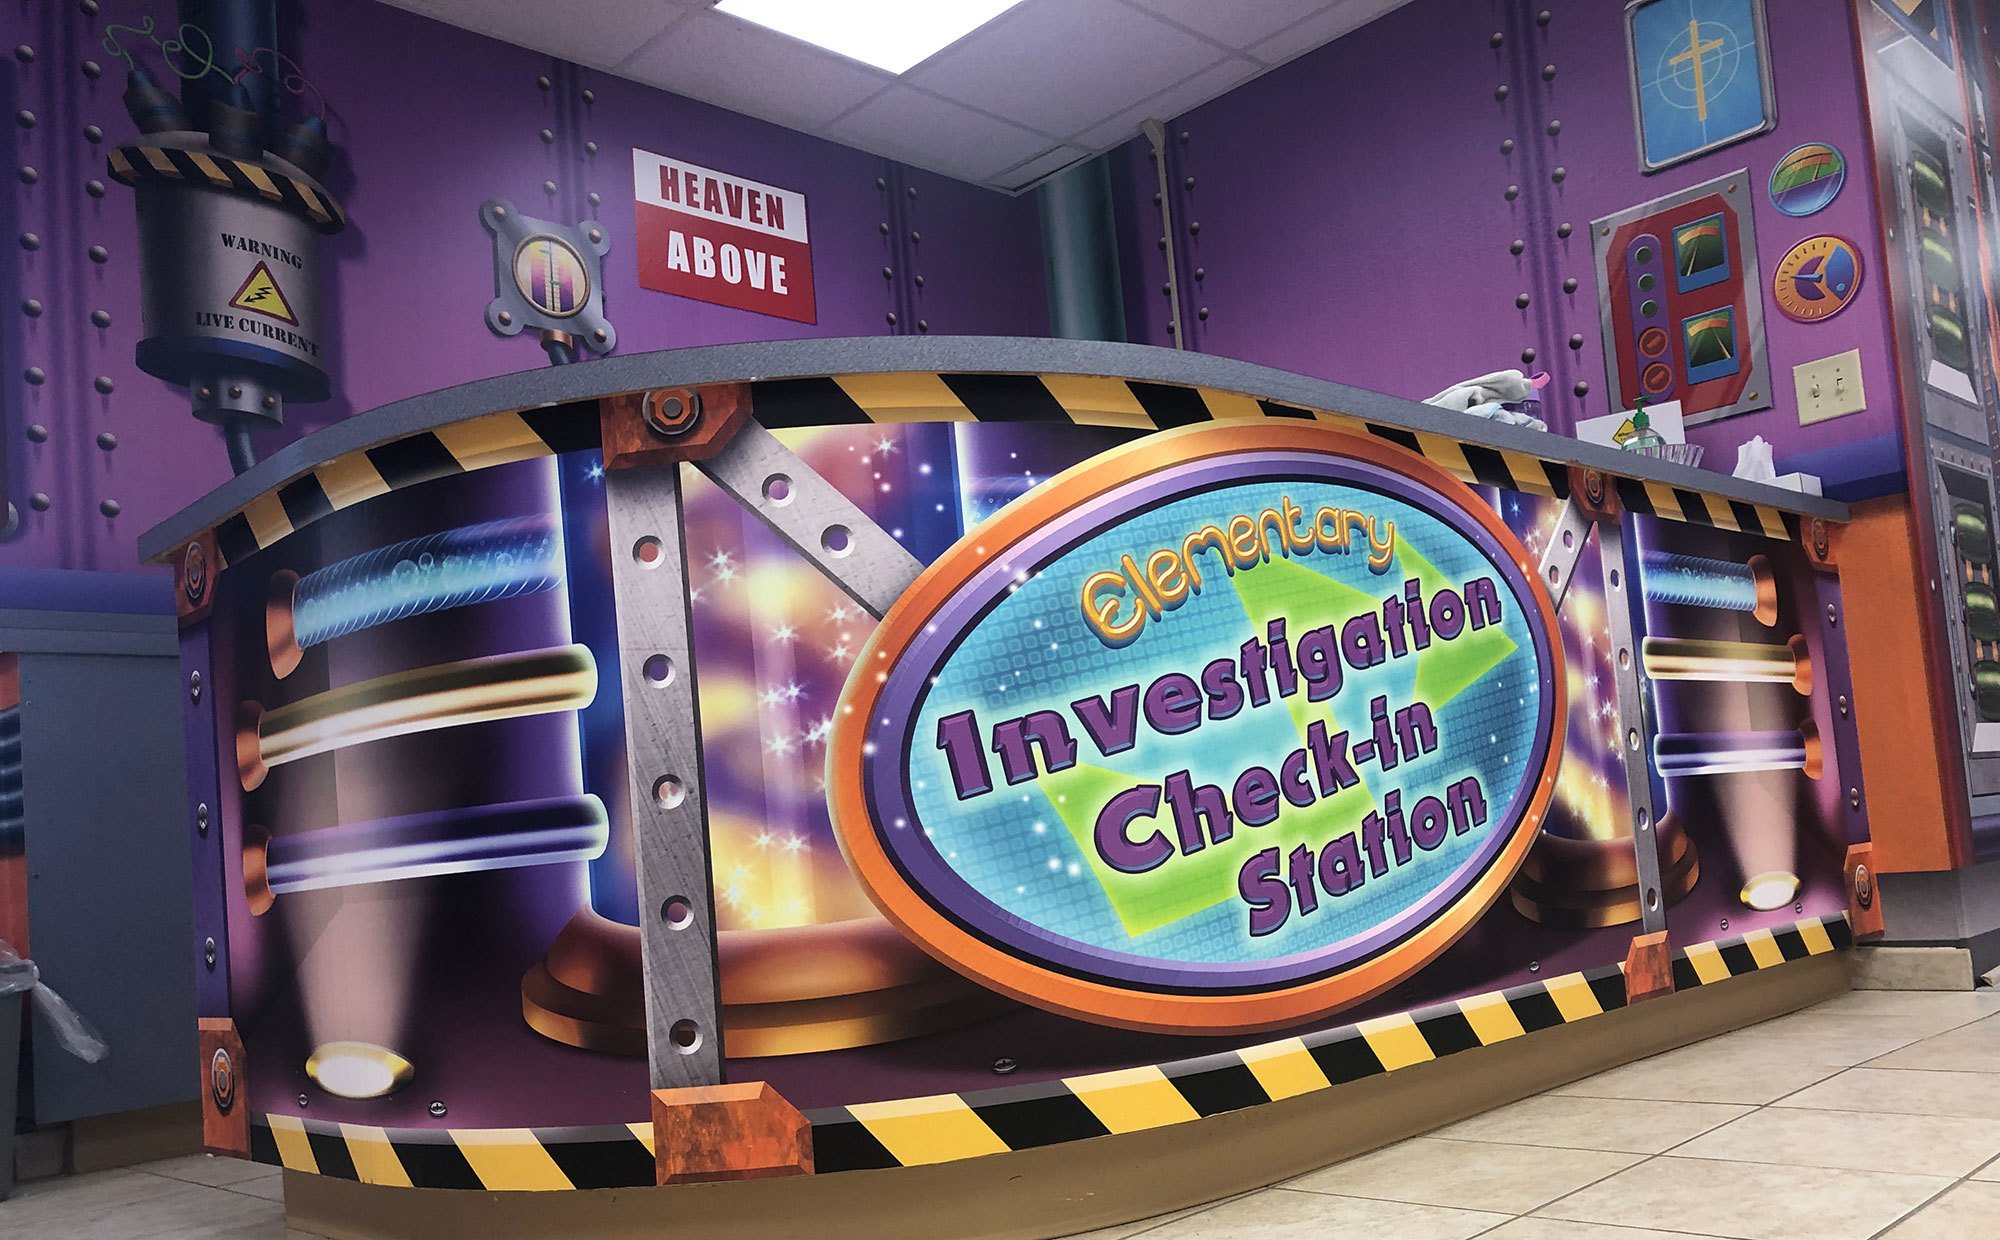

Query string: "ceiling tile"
[[618, 10, 894, 129], [1070, 57, 1260, 150], [994, 144, 1090, 191], [1125, 0, 1333, 51], [907, 0, 1220, 139], [380, 0, 688, 69], [1248, 0, 1409, 68], [822, 87, 1054, 183]]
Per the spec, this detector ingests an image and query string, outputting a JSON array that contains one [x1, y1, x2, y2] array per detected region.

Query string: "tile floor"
[[3, 987, 1996, 1239]]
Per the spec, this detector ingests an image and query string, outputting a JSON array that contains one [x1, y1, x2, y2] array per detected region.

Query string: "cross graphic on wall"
[[1669, 19, 1726, 121]]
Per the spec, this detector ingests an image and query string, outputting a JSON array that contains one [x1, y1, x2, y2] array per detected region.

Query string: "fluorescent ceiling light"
[[714, 0, 1030, 74]]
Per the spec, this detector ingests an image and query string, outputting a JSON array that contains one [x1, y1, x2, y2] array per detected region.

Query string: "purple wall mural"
[[0, 0, 1048, 574], [1114, 0, 1903, 498]]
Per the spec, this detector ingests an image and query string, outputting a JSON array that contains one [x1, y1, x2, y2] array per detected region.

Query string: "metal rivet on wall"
[[22, 299, 40, 317], [1192, 267, 1204, 281], [875, 177, 886, 190], [189, 670, 202, 702], [1542, 64, 1557, 81], [909, 230, 921, 244], [1516, 293, 1531, 309], [1495, 84, 1510, 101], [18, 166, 36, 185], [19, 232, 39, 250], [1505, 184, 1520, 201], [1547, 119, 1562, 136], [14, 110, 30, 128], [1848, 788, 1861, 808], [96, 432, 115, 450], [585, 140, 598, 156], [26, 424, 47, 442], [86, 179, 104, 197], [1570, 333, 1585, 350], [1188, 221, 1199, 235], [879, 222, 890, 235], [82, 0, 101, 15], [1538, 9, 1552, 25], [29, 493, 49, 511], [1826, 603, 1839, 625], [917, 319, 928, 332], [1157, 236, 1167, 250], [496, 310, 512, 326], [907, 185, 917, 199], [1183, 176, 1195, 190], [203, 938, 217, 969], [429, 1101, 448, 1117], [24, 366, 44, 385], [912, 275, 923, 289], [196, 802, 209, 835], [1838, 695, 1850, 717], [84, 123, 101, 143], [1522, 347, 1536, 364], [93, 375, 113, 394], [88, 244, 106, 262], [1574, 381, 1591, 396], [539, 128, 554, 143], [581, 89, 595, 104], [885, 312, 897, 326], [1511, 239, 1525, 255], [1490, 31, 1504, 48], [882, 266, 893, 280], [536, 75, 550, 90], [1563, 277, 1578, 293], [1198, 307, 1209, 321], [15, 46, 34, 64], [1558, 221, 1573, 238], [1179, 130, 1190, 143], [81, 59, 100, 79], [587, 191, 600, 207], [1501, 138, 1515, 154], [99, 499, 119, 517], [1551, 166, 1567, 183], [542, 180, 556, 195]]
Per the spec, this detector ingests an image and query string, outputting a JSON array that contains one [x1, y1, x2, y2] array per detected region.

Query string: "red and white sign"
[[632, 148, 815, 324]]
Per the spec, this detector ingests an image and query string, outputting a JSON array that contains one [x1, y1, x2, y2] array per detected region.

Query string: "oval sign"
[[831, 423, 1565, 1033]]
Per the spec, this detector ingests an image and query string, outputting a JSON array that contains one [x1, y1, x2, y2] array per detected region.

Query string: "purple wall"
[[0, 0, 1046, 573], [1117, 0, 1902, 495]]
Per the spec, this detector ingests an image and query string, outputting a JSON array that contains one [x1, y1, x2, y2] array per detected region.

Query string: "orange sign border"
[[828, 421, 1568, 1034]]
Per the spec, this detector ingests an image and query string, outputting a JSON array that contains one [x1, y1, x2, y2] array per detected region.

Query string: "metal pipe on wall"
[[1038, 156, 1128, 342]]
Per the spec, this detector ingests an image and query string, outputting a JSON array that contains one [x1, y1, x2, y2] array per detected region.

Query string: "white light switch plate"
[[1794, 349, 1867, 424]]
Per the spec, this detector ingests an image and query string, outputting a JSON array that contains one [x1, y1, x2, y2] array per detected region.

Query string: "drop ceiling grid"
[[377, 0, 1409, 190]]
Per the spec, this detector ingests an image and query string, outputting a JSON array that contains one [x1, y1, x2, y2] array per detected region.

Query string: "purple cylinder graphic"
[[1653, 725, 1821, 779], [244, 794, 608, 913]]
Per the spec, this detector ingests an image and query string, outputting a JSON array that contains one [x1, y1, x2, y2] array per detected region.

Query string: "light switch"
[[1794, 349, 1867, 424]]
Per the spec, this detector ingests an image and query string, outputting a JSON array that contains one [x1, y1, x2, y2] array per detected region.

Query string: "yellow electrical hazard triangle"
[[229, 261, 297, 325], [1610, 416, 1637, 445]]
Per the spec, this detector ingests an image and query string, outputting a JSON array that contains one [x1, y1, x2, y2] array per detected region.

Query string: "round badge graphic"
[[1768, 143, 1846, 218], [1773, 235, 1863, 323], [511, 234, 590, 319]]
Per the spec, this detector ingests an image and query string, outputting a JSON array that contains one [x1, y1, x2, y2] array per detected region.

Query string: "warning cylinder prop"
[[829, 425, 1565, 1033]]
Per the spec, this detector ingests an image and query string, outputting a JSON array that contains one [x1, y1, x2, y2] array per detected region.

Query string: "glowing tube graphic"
[[243, 794, 608, 913], [236, 643, 597, 790], [1654, 720, 1822, 779], [1640, 635, 1812, 694], [1639, 552, 1778, 625], [268, 515, 562, 677]]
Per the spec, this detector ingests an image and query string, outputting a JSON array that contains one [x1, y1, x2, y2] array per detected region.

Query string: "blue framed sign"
[[1626, 0, 1777, 174]]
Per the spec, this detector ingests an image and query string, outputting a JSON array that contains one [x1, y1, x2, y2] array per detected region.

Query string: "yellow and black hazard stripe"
[[206, 402, 600, 569], [807, 913, 1850, 1172], [1614, 476, 1794, 541], [192, 371, 1800, 567], [249, 1116, 657, 1191], [240, 915, 1847, 1190], [108, 144, 346, 231]]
